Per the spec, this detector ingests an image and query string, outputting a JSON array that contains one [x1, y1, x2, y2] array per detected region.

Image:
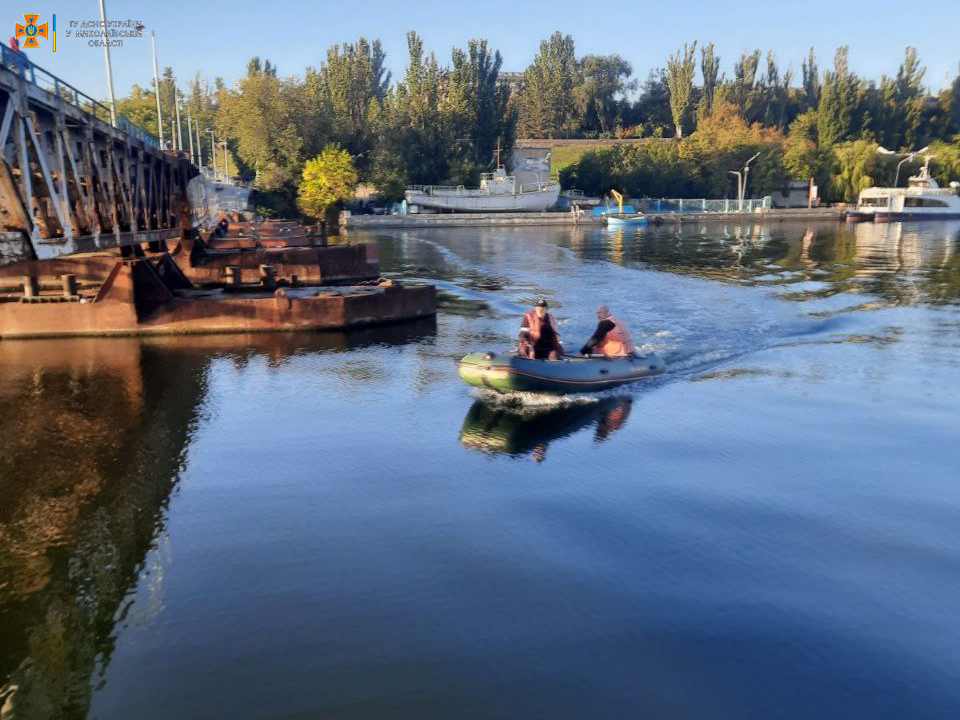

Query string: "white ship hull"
[[405, 183, 561, 213]]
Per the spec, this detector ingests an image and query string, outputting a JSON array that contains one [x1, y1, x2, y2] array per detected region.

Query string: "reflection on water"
[[0, 339, 206, 720], [1, 220, 958, 720], [588, 220, 960, 304], [459, 396, 633, 461], [0, 320, 436, 720]]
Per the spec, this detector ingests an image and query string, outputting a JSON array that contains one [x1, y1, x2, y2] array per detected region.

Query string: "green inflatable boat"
[[457, 351, 666, 394]]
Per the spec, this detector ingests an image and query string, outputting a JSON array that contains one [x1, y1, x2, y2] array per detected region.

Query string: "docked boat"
[[601, 189, 647, 227], [846, 156, 960, 222], [457, 351, 666, 394], [606, 213, 648, 227], [404, 167, 560, 213]]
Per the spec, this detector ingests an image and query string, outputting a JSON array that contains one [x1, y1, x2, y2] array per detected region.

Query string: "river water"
[[1, 220, 958, 720]]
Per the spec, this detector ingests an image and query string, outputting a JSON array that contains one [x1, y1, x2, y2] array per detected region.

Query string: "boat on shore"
[[457, 351, 666, 394], [846, 156, 960, 222], [405, 167, 560, 213]]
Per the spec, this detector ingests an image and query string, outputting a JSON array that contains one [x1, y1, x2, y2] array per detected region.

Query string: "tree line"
[[113, 31, 960, 213]]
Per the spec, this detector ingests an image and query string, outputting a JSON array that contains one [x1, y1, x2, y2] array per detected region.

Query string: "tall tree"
[[731, 50, 762, 122], [894, 46, 926, 148], [517, 32, 578, 138], [760, 51, 793, 130], [817, 46, 859, 147], [698, 43, 721, 120], [315, 37, 390, 173], [666, 41, 697, 138], [575, 55, 634, 136], [947, 64, 960, 136], [802, 48, 820, 111], [444, 39, 517, 176]]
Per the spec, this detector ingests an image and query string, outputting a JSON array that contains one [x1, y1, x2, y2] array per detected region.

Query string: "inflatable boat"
[[457, 351, 666, 394]]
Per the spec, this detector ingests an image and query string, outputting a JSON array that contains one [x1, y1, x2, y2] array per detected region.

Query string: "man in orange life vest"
[[580, 305, 635, 357], [518, 298, 563, 360]]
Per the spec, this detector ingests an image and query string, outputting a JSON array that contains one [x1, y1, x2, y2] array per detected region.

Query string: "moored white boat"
[[405, 167, 560, 213], [847, 156, 960, 222]]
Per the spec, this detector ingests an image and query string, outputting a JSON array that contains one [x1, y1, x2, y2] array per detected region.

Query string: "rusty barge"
[[0, 46, 435, 339]]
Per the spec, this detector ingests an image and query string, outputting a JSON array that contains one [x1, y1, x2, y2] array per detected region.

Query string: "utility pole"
[[220, 140, 228, 180], [206, 129, 216, 179], [195, 120, 204, 171], [186, 101, 195, 164], [173, 84, 183, 152], [150, 31, 164, 148], [97, 0, 117, 126]]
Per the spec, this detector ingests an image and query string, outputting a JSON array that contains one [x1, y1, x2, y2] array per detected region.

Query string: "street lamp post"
[[194, 120, 204, 171], [205, 129, 216, 179], [173, 83, 183, 152], [741, 152, 760, 209], [728, 171, 742, 210], [186, 101, 195, 164], [97, 0, 117, 126], [149, 30, 164, 148], [877, 146, 929, 187]]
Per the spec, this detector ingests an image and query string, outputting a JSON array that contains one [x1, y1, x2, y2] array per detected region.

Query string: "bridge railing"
[[1, 44, 159, 149]]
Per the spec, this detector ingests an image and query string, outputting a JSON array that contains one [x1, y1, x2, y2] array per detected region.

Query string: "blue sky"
[[15, 0, 960, 100]]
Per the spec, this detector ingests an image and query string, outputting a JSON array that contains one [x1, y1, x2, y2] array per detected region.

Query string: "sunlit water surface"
[[1, 220, 959, 720]]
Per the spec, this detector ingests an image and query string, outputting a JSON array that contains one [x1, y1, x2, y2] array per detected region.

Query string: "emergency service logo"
[[14, 13, 49, 48]]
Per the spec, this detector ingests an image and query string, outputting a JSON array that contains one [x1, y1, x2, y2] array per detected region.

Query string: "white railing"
[[642, 197, 773, 214]]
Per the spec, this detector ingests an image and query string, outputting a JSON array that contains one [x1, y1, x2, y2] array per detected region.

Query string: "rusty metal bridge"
[[0, 44, 196, 267]]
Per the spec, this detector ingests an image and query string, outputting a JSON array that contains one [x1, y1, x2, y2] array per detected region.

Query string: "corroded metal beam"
[[0, 52, 197, 266]]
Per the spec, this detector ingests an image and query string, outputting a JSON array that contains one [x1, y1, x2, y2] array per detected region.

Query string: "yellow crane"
[[610, 189, 625, 214]]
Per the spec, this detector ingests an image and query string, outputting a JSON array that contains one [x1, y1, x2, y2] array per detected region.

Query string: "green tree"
[[296, 145, 358, 220], [783, 109, 828, 184], [817, 46, 859, 147], [666, 41, 697, 138], [760, 52, 793, 130], [730, 50, 761, 122], [314, 37, 389, 174], [946, 64, 960, 136], [445, 39, 517, 170], [373, 32, 448, 189], [575, 55, 634, 136], [801, 48, 820, 111], [517, 32, 578, 138], [217, 57, 311, 192], [697, 43, 721, 121], [829, 139, 887, 201]]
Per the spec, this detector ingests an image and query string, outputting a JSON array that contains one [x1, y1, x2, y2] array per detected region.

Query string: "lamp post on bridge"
[[194, 120, 204, 171], [219, 140, 228, 180], [206, 129, 216, 179], [97, 0, 117, 126], [148, 29, 164, 148]]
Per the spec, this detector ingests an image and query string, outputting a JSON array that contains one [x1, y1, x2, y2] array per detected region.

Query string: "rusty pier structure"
[[0, 46, 435, 339]]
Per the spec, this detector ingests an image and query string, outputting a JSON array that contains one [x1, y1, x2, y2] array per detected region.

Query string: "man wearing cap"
[[518, 298, 563, 360], [580, 305, 635, 357]]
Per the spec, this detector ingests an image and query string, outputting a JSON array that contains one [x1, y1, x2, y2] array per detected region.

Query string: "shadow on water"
[[0, 318, 436, 720], [459, 396, 633, 462]]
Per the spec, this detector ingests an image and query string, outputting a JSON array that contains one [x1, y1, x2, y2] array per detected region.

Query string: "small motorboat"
[[602, 188, 648, 227], [606, 213, 648, 227], [457, 351, 666, 394]]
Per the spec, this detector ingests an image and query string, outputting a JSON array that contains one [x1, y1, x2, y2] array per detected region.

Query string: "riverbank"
[[343, 207, 843, 229]]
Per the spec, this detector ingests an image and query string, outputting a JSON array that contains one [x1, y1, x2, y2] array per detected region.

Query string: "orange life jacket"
[[597, 315, 634, 356], [522, 310, 559, 344]]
